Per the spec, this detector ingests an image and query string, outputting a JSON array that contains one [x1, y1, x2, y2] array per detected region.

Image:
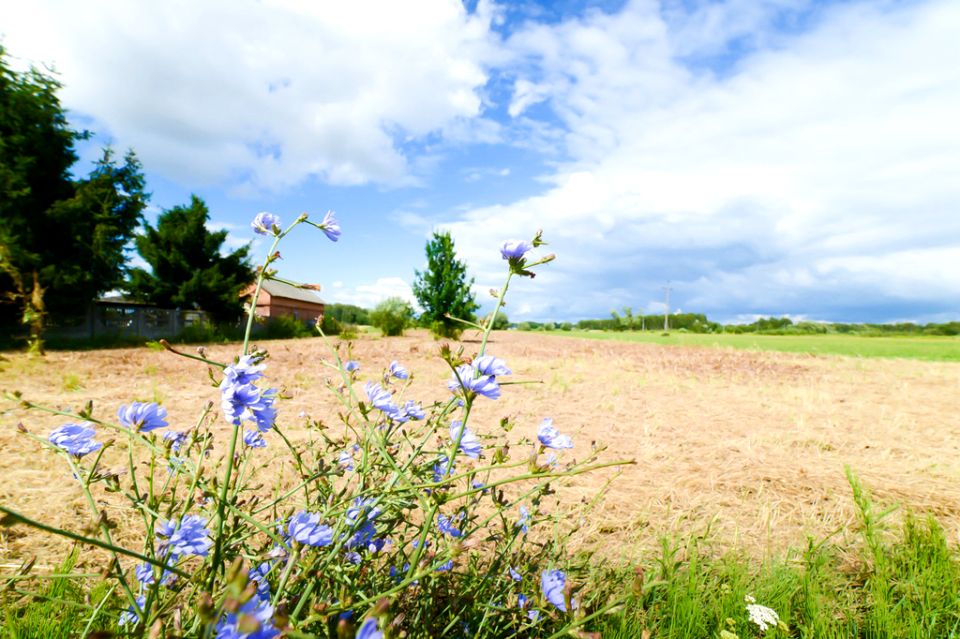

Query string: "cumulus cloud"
[[445, 0, 960, 322], [326, 277, 417, 309], [0, 0, 500, 191]]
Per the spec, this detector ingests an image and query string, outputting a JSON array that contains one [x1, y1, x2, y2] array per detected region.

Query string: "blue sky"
[[2, 0, 958, 323]]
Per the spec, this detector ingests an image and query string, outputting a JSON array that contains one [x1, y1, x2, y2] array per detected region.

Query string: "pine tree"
[[1, 48, 148, 349], [127, 196, 254, 322], [412, 231, 479, 339]]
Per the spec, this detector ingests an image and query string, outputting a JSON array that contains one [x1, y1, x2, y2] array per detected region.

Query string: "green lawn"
[[549, 330, 960, 362]]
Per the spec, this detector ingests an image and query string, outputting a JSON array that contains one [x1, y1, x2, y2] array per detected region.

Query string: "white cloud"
[[207, 221, 256, 253], [445, 0, 960, 321], [462, 166, 513, 182], [508, 78, 550, 117], [0, 0, 500, 191], [326, 277, 417, 309]]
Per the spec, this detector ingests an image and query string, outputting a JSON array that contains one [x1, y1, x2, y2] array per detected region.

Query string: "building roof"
[[258, 279, 325, 305], [96, 295, 156, 307]]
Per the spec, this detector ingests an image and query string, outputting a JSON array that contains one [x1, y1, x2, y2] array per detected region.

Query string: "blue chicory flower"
[[517, 505, 530, 534], [541, 569, 569, 612], [117, 401, 168, 432], [474, 355, 511, 377], [48, 422, 102, 457], [251, 212, 281, 236], [220, 380, 277, 432], [500, 239, 533, 260], [345, 497, 381, 526], [215, 594, 279, 639], [537, 417, 573, 449], [319, 210, 341, 242], [338, 447, 356, 471], [388, 360, 409, 379], [134, 562, 153, 585], [437, 513, 462, 538], [364, 382, 397, 414], [287, 511, 334, 547], [510, 567, 522, 582], [399, 399, 425, 421], [448, 364, 502, 400], [248, 562, 273, 600], [449, 421, 482, 459], [250, 390, 278, 432], [243, 429, 267, 448], [344, 360, 360, 372], [432, 455, 454, 482], [518, 593, 541, 621], [156, 514, 213, 558], [163, 430, 188, 453], [220, 356, 276, 431], [435, 560, 454, 572], [344, 499, 385, 555], [356, 617, 383, 639], [135, 561, 176, 587], [222, 355, 266, 386], [221, 382, 260, 424], [118, 595, 146, 627]]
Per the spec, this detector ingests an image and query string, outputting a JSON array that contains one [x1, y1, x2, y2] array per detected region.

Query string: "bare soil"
[[2, 330, 959, 570]]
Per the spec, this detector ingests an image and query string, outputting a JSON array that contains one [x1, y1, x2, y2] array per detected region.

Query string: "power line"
[[662, 283, 672, 332]]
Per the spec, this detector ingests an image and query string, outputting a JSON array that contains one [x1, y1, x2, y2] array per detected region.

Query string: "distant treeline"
[[325, 303, 371, 325], [515, 310, 960, 336], [324, 301, 960, 337]]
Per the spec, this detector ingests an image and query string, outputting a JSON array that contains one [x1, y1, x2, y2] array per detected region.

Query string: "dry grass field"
[[2, 330, 959, 571]]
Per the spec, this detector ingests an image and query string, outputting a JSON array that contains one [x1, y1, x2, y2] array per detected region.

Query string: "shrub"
[[369, 296, 414, 337], [2, 215, 623, 638], [339, 323, 359, 341], [484, 311, 510, 330], [320, 313, 342, 336], [257, 314, 316, 339]]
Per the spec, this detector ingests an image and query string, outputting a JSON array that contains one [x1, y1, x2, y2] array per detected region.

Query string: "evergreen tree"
[[127, 196, 254, 322], [412, 231, 478, 339], [0, 48, 148, 349]]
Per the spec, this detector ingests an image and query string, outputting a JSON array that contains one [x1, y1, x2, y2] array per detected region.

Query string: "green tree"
[[412, 231, 479, 339], [483, 311, 510, 330], [325, 303, 371, 325], [370, 297, 414, 337], [0, 48, 148, 349], [127, 196, 254, 322]]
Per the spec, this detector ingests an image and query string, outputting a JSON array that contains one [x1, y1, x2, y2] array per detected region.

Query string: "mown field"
[[3, 329, 959, 563], [2, 329, 960, 636], [553, 329, 960, 361]]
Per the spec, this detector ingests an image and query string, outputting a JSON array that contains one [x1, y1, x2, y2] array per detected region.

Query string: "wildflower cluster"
[[6, 219, 629, 638]]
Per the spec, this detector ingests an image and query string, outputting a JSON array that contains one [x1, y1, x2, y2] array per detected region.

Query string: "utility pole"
[[662, 284, 672, 332]]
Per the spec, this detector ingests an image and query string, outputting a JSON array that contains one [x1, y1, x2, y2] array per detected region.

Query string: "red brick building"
[[241, 280, 325, 323]]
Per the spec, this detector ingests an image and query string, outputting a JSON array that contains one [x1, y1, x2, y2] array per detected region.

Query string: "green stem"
[[272, 546, 301, 607], [208, 225, 289, 585], [543, 596, 630, 639], [64, 456, 139, 609], [207, 420, 240, 589], [80, 583, 116, 639], [0, 505, 189, 578], [479, 270, 513, 357]]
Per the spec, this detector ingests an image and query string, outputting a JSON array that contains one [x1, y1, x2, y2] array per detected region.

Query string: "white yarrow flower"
[[746, 598, 780, 633]]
